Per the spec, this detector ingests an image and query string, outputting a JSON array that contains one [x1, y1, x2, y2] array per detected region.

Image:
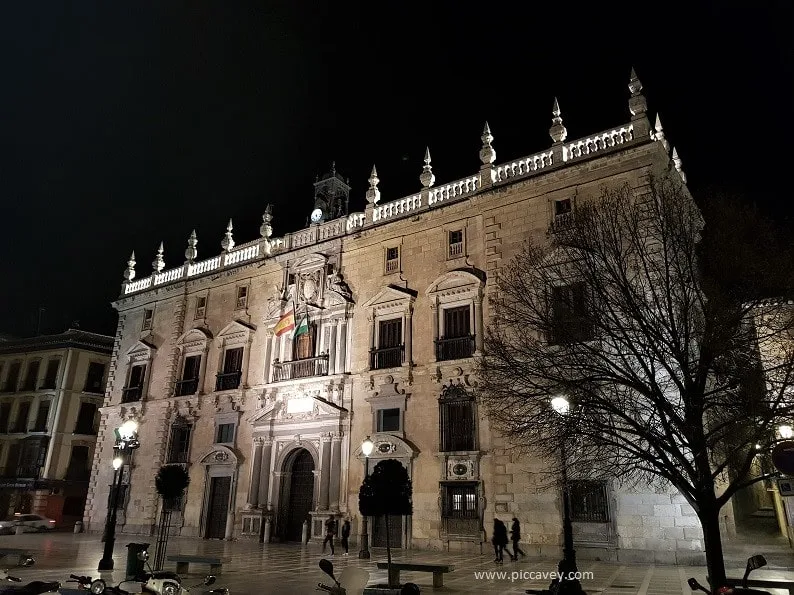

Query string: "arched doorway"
[[279, 448, 315, 541]]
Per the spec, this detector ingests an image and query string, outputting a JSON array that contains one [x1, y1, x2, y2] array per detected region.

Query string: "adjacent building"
[[86, 71, 722, 563], [0, 329, 112, 525]]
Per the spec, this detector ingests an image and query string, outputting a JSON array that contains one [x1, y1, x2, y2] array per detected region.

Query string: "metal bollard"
[[74, 520, 83, 534], [301, 520, 309, 544]]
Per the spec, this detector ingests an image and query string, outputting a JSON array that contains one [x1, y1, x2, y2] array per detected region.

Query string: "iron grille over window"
[[439, 385, 476, 452], [385, 247, 399, 273], [549, 282, 593, 344], [569, 480, 610, 523], [440, 481, 480, 536], [436, 306, 474, 361], [175, 355, 201, 396], [123, 364, 146, 403], [168, 418, 192, 463], [371, 319, 403, 369], [448, 230, 464, 258]]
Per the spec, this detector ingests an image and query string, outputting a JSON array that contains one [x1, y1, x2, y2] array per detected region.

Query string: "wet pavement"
[[1, 532, 793, 594]]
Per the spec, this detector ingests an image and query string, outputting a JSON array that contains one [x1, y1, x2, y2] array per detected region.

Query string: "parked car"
[[0, 514, 56, 534]]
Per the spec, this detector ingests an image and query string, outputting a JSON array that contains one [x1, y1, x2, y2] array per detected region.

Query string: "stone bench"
[[166, 554, 230, 575], [376, 562, 454, 588]]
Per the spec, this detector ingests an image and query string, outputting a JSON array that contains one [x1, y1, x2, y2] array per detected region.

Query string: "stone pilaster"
[[258, 438, 274, 509], [329, 432, 343, 511], [319, 433, 332, 510], [248, 438, 264, 507]]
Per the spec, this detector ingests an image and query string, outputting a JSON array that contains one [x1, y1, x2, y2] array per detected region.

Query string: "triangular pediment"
[[249, 400, 279, 424], [292, 253, 327, 271], [426, 269, 485, 296], [176, 327, 212, 345], [124, 339, 157, 357], [363, 285, 417, 309], [218, 320, 256, 337]]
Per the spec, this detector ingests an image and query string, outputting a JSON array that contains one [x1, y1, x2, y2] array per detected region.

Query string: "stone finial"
[[549, 97, 568, 143], [479, 122, 495, 165], [152, 242, 165, 273], [628, 66, 647, 117], [221, 219, 235, 251], [365, 165, 381, 204], [653, 114, 670, 152], [260, 204, 273, 238], [184, 230, 198, 262], [123, 251, 136, 282], [671, 147, 687, 183], [419, 147, 435, 188]]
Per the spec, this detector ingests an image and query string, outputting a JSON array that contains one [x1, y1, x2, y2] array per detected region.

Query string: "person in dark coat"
[[510, 517, 526, 560], [322, 515, 338, 555], [491, 518, 511, 563], [341, 519, 351, 555]]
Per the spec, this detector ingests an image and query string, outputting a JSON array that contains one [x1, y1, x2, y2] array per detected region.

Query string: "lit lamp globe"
[[779, 425, 794, 440], [551, 396, 570, 416], [112, 457, 123, 471], [119, 420, 139, 440], [362, 436, 374, 457]]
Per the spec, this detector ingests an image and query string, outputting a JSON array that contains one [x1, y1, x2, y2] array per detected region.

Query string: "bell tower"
[[310, 162, 351, 224]]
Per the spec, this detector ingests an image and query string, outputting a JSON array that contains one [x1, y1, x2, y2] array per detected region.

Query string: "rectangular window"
[[437, 306, 474, 361], [122, 364, 146, 403], [236, 286, 248, 309], [195, 296, 207, 319], [287, 273, 296, 286], [216, 423, 235, 444], [385, 246, 400, 274], [439, 388, 475, 452], [167, 422, 192, 463], [12, 402, 30, 433], [4, 362, 20, 393], [569, 480, 610, 523], [74, 402, 98, 435], [5, 442, 20, 475], [32, 401, 50, 432], [554, 198, 572, 217], [440, 482, 479, 535], [376, 408, 401, 432], [142, 309, 154, 331], [448, 230, 464, 258], [65, 445, 90, 481], [216, 347, 243, 391], [175, 355, 201, 396], [84, 362, 106, 393], [0, 403, 10, 433], [22, 361, 40, 391], [42, 359, 60, 389], [371, 319, 403, 370], [550, 282, 593, 344]]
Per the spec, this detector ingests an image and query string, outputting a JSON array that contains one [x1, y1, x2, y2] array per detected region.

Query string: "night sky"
[[0, 2, 791, 338]]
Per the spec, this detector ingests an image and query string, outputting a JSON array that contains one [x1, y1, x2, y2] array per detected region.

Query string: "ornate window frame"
[[121, 340, 156, 403], [215, 321, 255, 392], [175, 327, 212, 396], [426, 270, 485, 361], [362, 285, 416, 371]]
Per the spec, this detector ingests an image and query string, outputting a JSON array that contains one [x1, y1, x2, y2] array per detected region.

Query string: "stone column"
[[404, 306, 413, 365], [328, 321, 338, 375], [430, 302, 440, 361], [263, 331, 273, 384], [258, 438, 274, 509], [224, 475, 236, 540], [319, 434, 332, 511], [329, 433, 342, 511], [473, 293, 484, 354], [338, 318, 348, 374], [247, 438, 264, 508]]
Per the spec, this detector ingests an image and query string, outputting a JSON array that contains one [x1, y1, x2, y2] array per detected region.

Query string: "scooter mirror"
[[319, 559, 337, 583], [137, 550, 150, 562], [746, 554, 767, 571], [204, 575, 216, 586], [6, 576, 21, 583], [20, 556, 34, 567]]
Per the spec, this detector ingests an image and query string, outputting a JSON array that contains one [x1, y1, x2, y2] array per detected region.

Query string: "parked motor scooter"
[[316, 559, 418, 595], [0, 556, 60, 594], [687, 555, 771, 594]]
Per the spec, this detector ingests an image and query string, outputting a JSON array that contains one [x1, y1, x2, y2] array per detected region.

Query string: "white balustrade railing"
[[495, 151, 554, 183], [428, 176, 479, 205], [124, 278, 152, 294], [154, 267, 184, 285], [187, 255, 222, 276], [346, 213, 365, 231], [566, 125, 634, 161], [224, 243, 260, 266], [318, 219, 344, 241], [373, 194, 421, 222], [289, 227, 317, 248]]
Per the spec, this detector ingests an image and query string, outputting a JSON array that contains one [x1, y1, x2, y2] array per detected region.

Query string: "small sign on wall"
[[286, 397, 313, 414], [778, 478, 794, 497]]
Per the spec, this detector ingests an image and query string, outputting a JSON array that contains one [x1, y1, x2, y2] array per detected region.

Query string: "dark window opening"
[[216, 347, 243, 391], [385, 247, 399, 273], [216, 423, 235, 444], [448, 230, 464, 257], [439, 386, 476, 452], [195, 296, 207, 319], [569, 480, 610, 523], [549, 282, 593, 344], [62, 495, 86, 516], [436, 306, 474, 360], [12, 402, 30, 433], [554, 198, 572, 216], [142, 309, 153, 331], [377, 408, 401, 432], [32, 401, 50, 432], [84, 362, 106, 393], [18, 436, 47, 477], [168, 419, 192, 464], [236, 286, 248, 309], [22, 361, 39, 391], [371, 319, 403, 369], [0, 403, 10, 433], [3, 362, 21, 393], [175, 355, 201, 396], [65, 445, 90, 481], [74, 402, 98, 435], [123, 364, 146, 403], [440, 482, 479, 536], [42, 360, 60, 389]]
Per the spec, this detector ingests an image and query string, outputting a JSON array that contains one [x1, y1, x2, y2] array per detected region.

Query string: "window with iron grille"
[[372, 319, 403, 369], [175, 355, 201, 396], [439, 385, 476, 452], [436, 306, 474, 361], [385, 246, 399, 274], [441, 482, 479, 519], [195, 296, 207, 319], [84, 362, 106, 393], [448, 230, 464, 258], [549, 282, 593, 344], [168, 418, 192, 463], [569, 480, 610, 523], [142, 309, 153, 331], [236, 286, 248, 309], [216, 347, 243, 391], [42, 359, 60, 389]]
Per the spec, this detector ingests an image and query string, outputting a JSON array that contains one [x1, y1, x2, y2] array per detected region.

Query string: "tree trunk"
[[698, 497, 727, 589], [385, 513, 394, 588]]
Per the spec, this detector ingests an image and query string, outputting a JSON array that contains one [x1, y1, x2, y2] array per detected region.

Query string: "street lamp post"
[[98, 420, 140, 571], [358, 436, 374, 560], [551, 396, 583, 592]]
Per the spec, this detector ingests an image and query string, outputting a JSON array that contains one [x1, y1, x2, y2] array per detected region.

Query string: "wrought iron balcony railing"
[[215, 370, 242, 392], [272, 354, 329, 382], [370, 345, 404, 370], [174, 377, 199, 397], [121, 386, 142, 403], [435, 335, 476, 361]]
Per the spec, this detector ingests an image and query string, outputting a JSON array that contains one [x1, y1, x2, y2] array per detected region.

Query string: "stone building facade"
[[0, 329, 112, 525], [85, 70, 715, 563]]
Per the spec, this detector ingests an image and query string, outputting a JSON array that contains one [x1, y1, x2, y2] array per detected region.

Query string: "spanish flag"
[[274, 308, 295, 337]]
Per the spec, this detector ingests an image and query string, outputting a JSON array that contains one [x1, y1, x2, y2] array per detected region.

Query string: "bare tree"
[[477, 176, 794, 586]]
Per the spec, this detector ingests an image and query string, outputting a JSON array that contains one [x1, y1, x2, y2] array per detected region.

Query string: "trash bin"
[[125, 542, 150, 581], [73, 520, 83, 534]]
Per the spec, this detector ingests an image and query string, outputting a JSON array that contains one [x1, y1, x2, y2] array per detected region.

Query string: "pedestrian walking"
[[322, 515, 338, 555], [341, 518, 351, 555], [510, 517, 526, 560], [491, 518, 511, 564]]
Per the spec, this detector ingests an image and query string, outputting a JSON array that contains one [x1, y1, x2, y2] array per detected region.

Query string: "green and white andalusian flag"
[[294, 314, 309, 338]]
